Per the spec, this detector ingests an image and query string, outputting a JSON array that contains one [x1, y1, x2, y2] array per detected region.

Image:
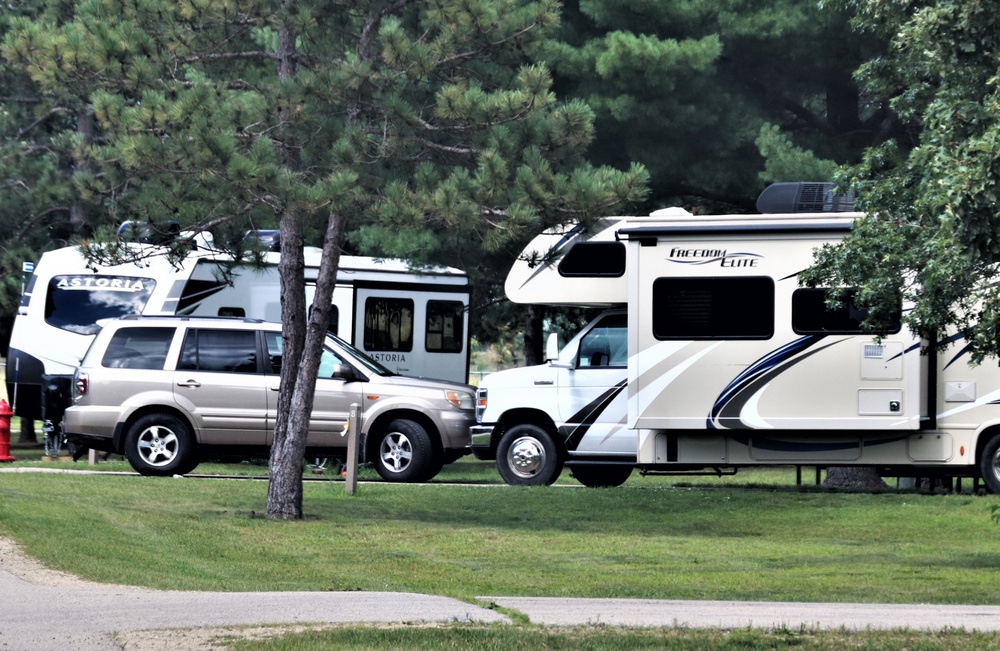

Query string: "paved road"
[[5, 563, 1000, 651]]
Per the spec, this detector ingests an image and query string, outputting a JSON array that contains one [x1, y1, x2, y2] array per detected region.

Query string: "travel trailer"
[[8, 235, 470, 449], [471, 184, 1000, 492]]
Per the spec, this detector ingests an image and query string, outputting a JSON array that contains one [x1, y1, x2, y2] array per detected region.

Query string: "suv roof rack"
[[118, 314, 266, 324]]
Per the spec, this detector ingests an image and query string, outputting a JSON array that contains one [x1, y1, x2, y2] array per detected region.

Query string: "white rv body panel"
[[622, 215, 924, 433], [8, 243, 470, 422], [474, 205, 1000, 488]]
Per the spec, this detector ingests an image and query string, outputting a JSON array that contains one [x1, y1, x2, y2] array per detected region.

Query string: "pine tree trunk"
[[823, 466, 889, 489], [523, 305, 544, 366]]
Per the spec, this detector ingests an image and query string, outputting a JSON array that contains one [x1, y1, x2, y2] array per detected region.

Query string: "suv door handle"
[[176, 380, 201, 388]]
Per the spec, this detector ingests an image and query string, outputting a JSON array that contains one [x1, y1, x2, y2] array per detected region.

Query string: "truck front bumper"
[[469, 424, 496, 460]]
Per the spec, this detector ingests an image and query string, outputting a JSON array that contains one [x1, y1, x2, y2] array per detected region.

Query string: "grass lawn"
[[5, 371, 1000, 648]]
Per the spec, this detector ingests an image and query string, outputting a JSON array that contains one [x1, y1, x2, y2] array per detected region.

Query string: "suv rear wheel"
[[372, 418, 435, 483], [124, 413, 197, 476]]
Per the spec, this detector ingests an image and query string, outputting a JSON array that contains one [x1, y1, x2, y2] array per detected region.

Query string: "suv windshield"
[[328, 334, 396, 376]]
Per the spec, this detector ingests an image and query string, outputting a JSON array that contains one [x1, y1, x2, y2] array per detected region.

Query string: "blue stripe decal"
[[709, 336, 844, 429]]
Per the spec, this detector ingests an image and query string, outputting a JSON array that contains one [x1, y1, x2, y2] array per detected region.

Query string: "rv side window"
[[426, 301, 464, 353], [578, 313, 628, 368], [307, 305, 339, 336], [652, 277, 774, 340], [364, 297, 413, 352], [792, 288, 902, 335], [178, 329, 258, 373], [45, 275, 157, 335], [102, 327, 174, 369], [558, 242, 626, 277]]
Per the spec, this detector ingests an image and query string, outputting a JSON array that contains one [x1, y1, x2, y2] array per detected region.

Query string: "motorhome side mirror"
[[545, 332, 561, 361]]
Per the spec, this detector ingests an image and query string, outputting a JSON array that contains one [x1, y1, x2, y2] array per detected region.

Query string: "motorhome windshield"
[[45, 275, 157, 335]]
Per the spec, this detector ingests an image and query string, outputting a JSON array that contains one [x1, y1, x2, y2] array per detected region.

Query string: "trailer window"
[[307, 305, 339, 336], [426, 301, 464, 353], [45, 275, 156, 335], [364, 297, 413, 352], [558, 242, 626, 277], [652, 277, 774, 340], [792, 288, 901, 335], [178, 329, 258, 373]]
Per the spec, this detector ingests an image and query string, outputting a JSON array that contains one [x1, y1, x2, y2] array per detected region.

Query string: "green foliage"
[[546, 0, 889, 211], [806, 0, 1000, 363], [756, 123, 839, 184]]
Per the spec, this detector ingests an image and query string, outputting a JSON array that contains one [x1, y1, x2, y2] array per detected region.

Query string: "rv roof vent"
[[648, 207, 693, 218], [756, 182, 856, 214], [117, 220, 181, 244], [245, 229, 281, 252]]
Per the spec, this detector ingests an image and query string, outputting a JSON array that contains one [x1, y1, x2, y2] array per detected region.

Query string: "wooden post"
[[345, 403, 360, 495]]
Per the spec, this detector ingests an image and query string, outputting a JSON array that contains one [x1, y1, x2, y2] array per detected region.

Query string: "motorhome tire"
[[980, 433, 1000, 493], [124, 413, 196, 477], [497, 424, 563, 486], [570, 464, 632, 488], [372, 419, 434, 483]]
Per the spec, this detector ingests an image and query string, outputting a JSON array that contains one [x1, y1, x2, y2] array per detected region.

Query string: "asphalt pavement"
[[5, 561, 1000, 650]]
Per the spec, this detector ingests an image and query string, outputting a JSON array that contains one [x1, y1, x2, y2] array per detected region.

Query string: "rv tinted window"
[[426, 301, 464, 353], [307, 305, 339, 336], [364, 297, 414, 352], [102, 327, 174, 369], [178, 329, 258, 373], [558, 242, 626, 277], [652, 277, 774, 340], [45, 275, 156, 335], [792, 288, 902, 335]]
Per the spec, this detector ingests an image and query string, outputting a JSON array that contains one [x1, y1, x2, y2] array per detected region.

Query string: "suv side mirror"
[[333, 364, 363, 382]]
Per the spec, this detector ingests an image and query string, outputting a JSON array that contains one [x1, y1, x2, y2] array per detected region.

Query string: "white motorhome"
[[471, 184, 1000, 491], [7, 235, 470, 437]]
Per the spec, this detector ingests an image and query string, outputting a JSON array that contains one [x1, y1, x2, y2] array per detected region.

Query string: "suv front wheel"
[[124, 413, 198, 476], [372, 418, 435, 483]]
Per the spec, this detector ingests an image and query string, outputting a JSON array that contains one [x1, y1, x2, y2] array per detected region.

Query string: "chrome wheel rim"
[[136, 425, 178, 467], [507, 436, 546, 479], [379, 432, 413, 473]]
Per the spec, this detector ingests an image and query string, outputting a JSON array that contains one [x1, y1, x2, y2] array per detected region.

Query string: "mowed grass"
[[2, 469, 999, 605]]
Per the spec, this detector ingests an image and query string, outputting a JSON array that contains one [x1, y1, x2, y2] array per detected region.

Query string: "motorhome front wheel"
[[496, 424, 563, 486]]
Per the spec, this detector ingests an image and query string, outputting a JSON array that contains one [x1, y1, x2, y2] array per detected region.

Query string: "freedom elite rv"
[[471, 184, 1000, 491], [8, 234, 470, 449]]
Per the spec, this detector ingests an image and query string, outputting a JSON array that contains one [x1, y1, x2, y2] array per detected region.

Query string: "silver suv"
[[64, 316, 474, 481]]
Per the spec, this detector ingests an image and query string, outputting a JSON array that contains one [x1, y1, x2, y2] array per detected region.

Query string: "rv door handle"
[[176, 380, 201, 388], [534, 380, 554, 385]]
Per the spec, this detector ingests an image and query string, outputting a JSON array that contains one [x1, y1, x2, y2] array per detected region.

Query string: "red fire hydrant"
[[0, 399, 15, 462]]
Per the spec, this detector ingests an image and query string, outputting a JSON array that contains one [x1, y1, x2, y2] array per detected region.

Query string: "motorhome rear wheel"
[[570, 464, 632, 488]]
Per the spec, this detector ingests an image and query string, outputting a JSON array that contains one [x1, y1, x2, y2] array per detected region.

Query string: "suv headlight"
[[444, 390, 474, 411]]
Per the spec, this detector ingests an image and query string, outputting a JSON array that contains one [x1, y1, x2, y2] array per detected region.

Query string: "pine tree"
[[2, 0, 647, 517]]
